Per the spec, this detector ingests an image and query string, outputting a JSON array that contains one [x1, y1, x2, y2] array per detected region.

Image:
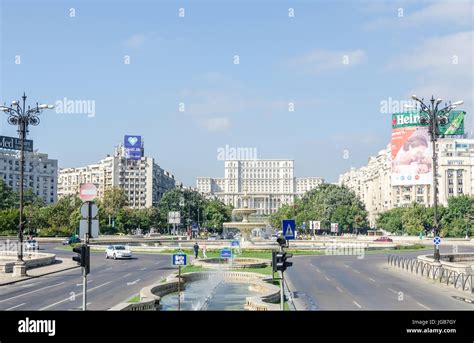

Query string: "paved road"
[[286, 246, 474, 310], [0, 243, 175, 310]]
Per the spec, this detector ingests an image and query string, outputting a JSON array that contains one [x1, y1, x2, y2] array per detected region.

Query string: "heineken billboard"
[[0, 135, 33, 152], [391, 110, 465, 135]]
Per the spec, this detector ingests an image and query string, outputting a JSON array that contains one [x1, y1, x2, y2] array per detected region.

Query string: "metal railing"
[[387, 255, 473, 293]]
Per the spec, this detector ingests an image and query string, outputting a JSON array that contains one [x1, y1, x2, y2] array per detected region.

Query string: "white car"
[[105, 245, 132, 259], [25, 240, 39, 250]]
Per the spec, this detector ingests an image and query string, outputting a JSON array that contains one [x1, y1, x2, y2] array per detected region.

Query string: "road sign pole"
[[280, 271, 284, 310], [82, 232, 87, 311], [178, 265, 181, 311]]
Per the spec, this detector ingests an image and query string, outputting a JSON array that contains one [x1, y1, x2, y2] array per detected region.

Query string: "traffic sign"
[[433, 236, 441, 246], [192, 223, 199, 232], [79, 219, 99, 238], [80, 202, 98, 219], [168, 211, 180, 224], [331, 223, 339, 233], [172, 253, 187, 266], [220, 248, 232, 259], [79, 183, 98, 201], [282, 219, 296, 240], [231, 240, 240, 247]]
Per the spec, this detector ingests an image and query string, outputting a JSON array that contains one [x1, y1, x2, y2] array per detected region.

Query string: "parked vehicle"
[[62, 236, 81, 245], [25, 240, 38, 250], [105, 245, 132, 259], [374, 236, 393, 242]]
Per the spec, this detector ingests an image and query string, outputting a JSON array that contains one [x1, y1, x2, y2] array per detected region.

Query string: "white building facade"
[[197, 160, 324, 215], [58, 144, 175, 208], [339, 138, 474, 226], [0, 148, 58, 205]]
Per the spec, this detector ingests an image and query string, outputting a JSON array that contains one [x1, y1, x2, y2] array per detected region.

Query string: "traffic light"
[[72, 244, 90, 275], [275, 252, 293, 272]]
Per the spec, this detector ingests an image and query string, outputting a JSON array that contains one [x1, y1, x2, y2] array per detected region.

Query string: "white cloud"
[[289, 49, 367, 74], [124, 33, 146, 48], [366, 1, 473, 30], [390, 31, 473, 130]]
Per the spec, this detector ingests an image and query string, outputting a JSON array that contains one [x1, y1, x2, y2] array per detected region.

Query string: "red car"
[[374, 236, 393, 242]]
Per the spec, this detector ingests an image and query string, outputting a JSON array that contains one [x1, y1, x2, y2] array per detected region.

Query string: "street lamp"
[[1, 93, 54, 275], [407, 95, 463, 263]]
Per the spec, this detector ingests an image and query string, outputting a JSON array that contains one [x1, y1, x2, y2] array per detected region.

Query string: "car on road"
[[374, 236, 393, 242], [25, 240, 38, 250], [105, 245, 132, 259], [62, 236, 81, 245]]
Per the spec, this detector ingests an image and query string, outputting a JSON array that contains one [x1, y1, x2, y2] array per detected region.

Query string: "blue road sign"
[[433, 236, 441, 246], [220, 248, 232, 259], [231, 240, 240, 247], [172, 253, 187, 266], [282, 219, 296, 240]]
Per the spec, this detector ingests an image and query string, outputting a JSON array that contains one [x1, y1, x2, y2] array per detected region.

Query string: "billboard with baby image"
[[391, 112, 432, 185]]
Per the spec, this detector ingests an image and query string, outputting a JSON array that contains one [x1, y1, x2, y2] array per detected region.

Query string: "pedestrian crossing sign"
[[282, 219, 296, 240]]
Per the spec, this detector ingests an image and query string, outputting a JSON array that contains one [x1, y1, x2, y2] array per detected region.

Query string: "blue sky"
[[1, 0, 472, 185]]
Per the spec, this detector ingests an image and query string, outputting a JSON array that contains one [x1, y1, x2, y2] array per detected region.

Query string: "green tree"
[[0, 179, 16, 209], [270, 184, 368, 232], [440, 195, 474, 237], [203, 199, 232, 231], [0, 208, 19, 235]]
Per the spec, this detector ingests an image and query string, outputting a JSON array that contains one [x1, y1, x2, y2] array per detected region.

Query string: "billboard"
[[0, 135, 33, 152], [391, 110, 465, 135], [124, 135, 143, 160], [391, 113, 433, 185]]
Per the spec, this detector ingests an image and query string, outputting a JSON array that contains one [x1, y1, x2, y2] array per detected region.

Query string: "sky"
[[0, 0, 472, 186]]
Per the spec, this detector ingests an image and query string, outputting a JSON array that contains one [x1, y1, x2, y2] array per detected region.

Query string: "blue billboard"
[[124, 135, 143, 160]]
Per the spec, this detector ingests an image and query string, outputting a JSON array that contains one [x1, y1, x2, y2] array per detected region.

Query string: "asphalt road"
[[286, 246, 474, 310], [0, 243, 175, 310]]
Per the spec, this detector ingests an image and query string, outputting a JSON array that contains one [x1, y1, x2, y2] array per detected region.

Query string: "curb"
[[0, 265, 80, 286]]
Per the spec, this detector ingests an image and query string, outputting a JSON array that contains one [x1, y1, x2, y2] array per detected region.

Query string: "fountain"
[[223, 193, 264, 244]]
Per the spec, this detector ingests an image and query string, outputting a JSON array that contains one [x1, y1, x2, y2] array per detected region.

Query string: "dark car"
[[62, 236, 81, 245], [374, 236, 393, 242]]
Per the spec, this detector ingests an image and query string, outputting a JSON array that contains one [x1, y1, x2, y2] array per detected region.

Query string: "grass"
[[127, 295, 140, 303]]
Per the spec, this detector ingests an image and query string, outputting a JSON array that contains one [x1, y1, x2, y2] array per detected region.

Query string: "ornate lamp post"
[[406, 95, 463, 263], [0, 93, 54, 276]]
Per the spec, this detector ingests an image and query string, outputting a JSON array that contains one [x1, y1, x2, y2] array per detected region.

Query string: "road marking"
[[19, 282, 39, 288], [417, 302, 430, 310], [78, 302, 92, 310], [104, 267, 112, 271], [324, 276, 331, 281], [0, 282, 65, 303], [336, 287, 343, 293], [388, 288, 397, 294], [5, 303, 26, 310], [122, 273, 132, 278], [353, 269, 361, 274], [343, 264, 350, 268], [76, 280, 92, 287], [140, 267, 147, 271], [353, 301, 362, 308], [368, 277, 376, 282], [39, 281, 112, 311], [313, 267, 321, 273], [127, 279, 141, 286]]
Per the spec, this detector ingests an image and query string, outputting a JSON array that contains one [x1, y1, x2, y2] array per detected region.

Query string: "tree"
[[440, 195, 474, 237], [0, 179, 16, 210], [203, 199, 232, 231], [270, 184, 368, 232], [0, 208, 19, 235]]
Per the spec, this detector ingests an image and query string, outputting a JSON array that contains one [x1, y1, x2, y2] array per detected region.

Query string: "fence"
[[387, 255, 473, 293]]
